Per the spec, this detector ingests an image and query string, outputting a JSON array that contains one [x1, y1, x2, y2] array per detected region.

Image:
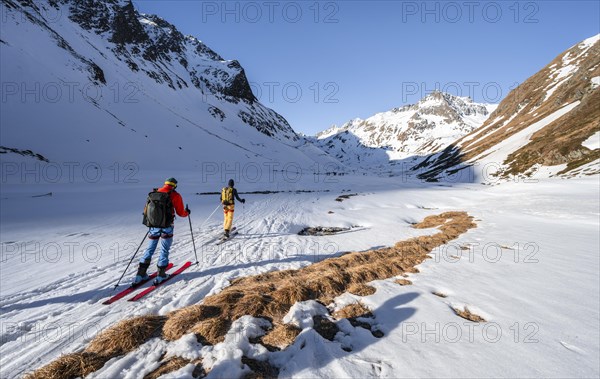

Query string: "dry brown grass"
[[143, 356, 201, 379], [260, 323, 301, 350], [334, 302, 372, 320], [413, 214, 452, 229], [190, 317, 232, 345], [505, 90, 600, 177], [347, 283, 377, 296], [24, 352, 105, 379], [163, 305, 221, 342], [395, 279, 412, 286], [30, 211, 476, 378], [432, 291, 448, 298], [270, 282, 310, 309], [29, 316, 166, 379], [86, 315, 166, 357], [452, 306, 486, 322]]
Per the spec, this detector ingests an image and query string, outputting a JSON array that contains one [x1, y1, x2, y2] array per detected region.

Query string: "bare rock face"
[[7, 0, 297, 141]]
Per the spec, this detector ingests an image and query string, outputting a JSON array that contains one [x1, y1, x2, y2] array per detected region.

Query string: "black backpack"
[[143, 189, 174, 228]]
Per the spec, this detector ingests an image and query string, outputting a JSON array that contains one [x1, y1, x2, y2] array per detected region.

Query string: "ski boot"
[[132, 261, 150, 286], [223, 229, 230, 239], [153, 265, 168, 285]]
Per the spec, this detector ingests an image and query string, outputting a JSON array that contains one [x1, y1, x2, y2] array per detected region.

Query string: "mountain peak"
[[313, 92, 495, 170], [1, 0, 301, 168], [420, 90, 470, 103]]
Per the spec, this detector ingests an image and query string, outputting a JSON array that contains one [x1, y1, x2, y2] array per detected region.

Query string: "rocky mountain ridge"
[[413, 34, 600, 181], [312, 92, 496, 171]]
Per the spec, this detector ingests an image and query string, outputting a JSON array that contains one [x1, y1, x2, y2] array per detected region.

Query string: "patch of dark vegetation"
[[197, 189, 332, 196], [312, 315, 339, 341], [298, 226, 351, 236], [31, 192, 52, 198], [90, 62, 106, 84], [335, 193, 358, 202], [208, 106, 226, 121], [0, 146, 49, 162], [241, 356, 279, 379]]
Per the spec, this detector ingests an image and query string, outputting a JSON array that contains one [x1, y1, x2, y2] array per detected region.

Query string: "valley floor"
[[1, 174, 599, 378]]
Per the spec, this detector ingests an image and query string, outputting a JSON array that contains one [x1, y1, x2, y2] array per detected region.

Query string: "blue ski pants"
[[140, 226, 174, 267]]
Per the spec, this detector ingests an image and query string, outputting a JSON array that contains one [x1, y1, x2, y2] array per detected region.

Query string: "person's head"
[[165, 177, 178, 189], [228, 179, 234, 187]]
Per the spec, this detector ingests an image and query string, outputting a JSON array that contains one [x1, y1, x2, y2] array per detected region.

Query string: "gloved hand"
[[185, 206, 191, 215], [241, 199, 246, 204]]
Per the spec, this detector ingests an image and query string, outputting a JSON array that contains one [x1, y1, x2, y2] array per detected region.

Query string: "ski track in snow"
[[0, 191, 339, 377], [1, 177, 599, 378]]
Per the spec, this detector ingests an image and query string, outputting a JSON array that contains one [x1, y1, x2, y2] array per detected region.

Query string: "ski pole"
[[112, 230, 148, 291], [199, 203, 221, 230], [187, 203, 199, 265]]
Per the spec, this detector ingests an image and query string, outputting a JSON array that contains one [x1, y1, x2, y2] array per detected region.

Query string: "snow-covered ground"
[[1, 170, 598, 378]]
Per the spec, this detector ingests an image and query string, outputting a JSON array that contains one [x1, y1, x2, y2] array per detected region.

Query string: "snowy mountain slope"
[[0, 0, 341, 172], [414, 34, 600, 182], [311, 92, 496, 171]]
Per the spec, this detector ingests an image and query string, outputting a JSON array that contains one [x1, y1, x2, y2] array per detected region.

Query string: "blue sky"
[[134, 1, 600, 135]]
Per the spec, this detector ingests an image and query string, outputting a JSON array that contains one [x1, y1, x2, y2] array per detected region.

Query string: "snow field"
[[2, 174, 598, 378]]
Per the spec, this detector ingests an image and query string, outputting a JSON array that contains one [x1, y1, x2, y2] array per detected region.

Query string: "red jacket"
[[158, 184, 188, 218]]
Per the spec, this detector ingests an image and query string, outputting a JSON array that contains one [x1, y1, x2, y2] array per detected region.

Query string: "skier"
[[220, 179, 245, 239], [135, 178, 190, 285]]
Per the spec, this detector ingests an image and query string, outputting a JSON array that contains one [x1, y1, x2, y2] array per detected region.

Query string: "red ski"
[[128, 261, 193, 301], [103, 263, 174, 305]]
